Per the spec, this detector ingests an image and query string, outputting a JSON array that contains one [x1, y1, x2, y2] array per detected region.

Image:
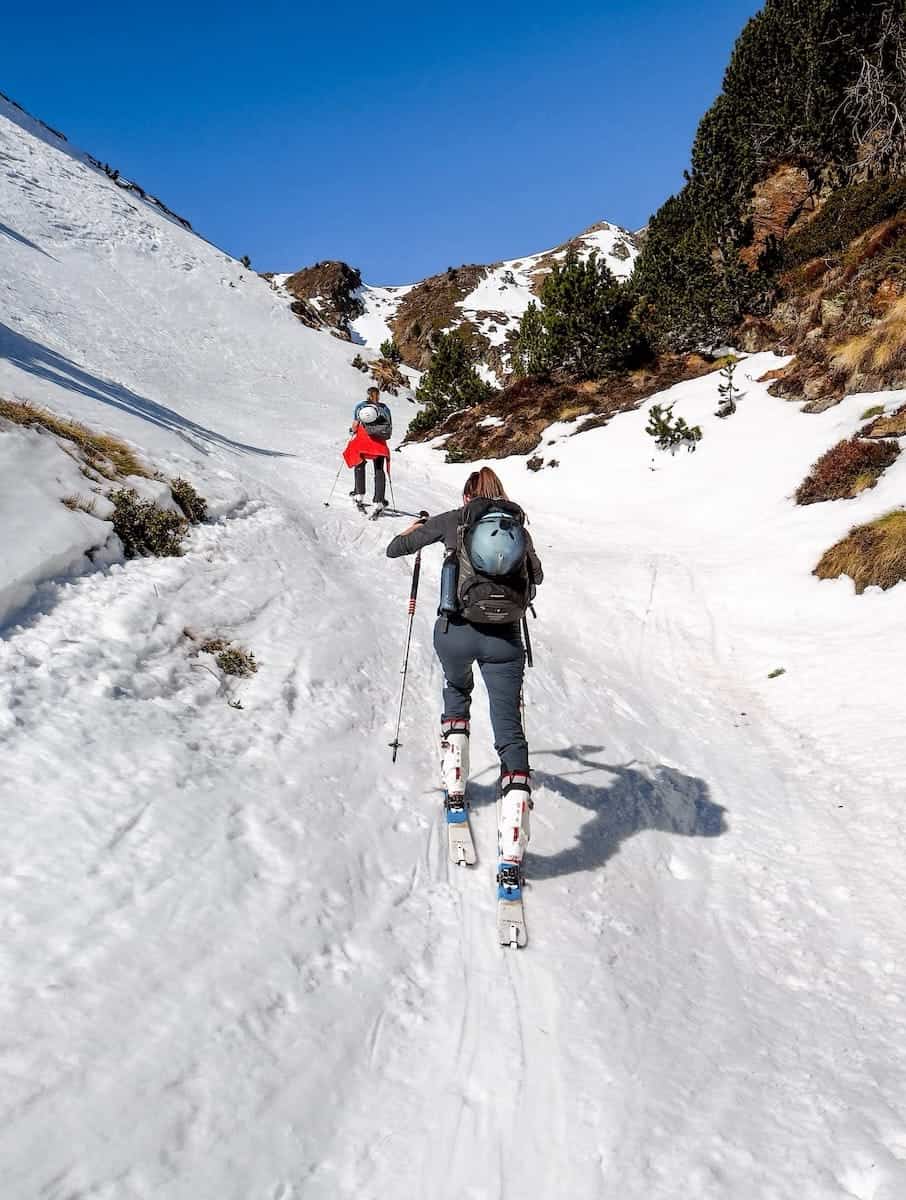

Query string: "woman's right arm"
[[386, 512, 448, 558]]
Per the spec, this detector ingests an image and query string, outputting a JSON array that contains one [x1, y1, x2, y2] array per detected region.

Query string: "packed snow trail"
[[3, 97, 906, 1199]]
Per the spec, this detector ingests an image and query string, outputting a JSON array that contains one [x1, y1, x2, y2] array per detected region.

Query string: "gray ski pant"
[[433, 617, 528, 773]]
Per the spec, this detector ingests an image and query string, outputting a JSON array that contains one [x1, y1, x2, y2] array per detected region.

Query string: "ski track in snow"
[[3, 97, 906, 1200]]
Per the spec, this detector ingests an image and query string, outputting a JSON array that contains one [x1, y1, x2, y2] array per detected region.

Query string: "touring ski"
[[496, 861, 527, 948], [445, 791, 477, 866]]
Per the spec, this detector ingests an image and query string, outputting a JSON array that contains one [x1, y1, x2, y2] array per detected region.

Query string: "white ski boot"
[[440, 718, 476, 865], [440, 717, 470, 798], [497, 770, 531, 947], [497, 770, 531, 865]]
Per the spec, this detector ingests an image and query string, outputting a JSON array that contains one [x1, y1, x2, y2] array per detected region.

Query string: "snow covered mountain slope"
[[280, 220, 640, 384], [3, 94, 906, 1200]]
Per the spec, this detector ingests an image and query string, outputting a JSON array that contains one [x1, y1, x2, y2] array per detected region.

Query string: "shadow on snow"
[[0, 320, 292, 458], [0, 220, 59, 260], [466, 743, 726, 880]]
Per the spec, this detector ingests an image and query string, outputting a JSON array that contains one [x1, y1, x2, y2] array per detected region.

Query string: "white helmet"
[[357, 404, 379, 424]]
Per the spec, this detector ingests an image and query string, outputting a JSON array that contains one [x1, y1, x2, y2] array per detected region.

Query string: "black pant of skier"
[[352, 457, 386, 505]]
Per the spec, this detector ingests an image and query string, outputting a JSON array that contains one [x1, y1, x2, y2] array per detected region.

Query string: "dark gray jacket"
[[386, 505, 544, 585]]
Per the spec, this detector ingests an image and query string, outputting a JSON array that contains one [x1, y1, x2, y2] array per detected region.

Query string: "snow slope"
[[3, 96, 906, 1200]]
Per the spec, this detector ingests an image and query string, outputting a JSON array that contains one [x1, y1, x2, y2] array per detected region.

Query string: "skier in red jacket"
[[343, 387, 392, 510]]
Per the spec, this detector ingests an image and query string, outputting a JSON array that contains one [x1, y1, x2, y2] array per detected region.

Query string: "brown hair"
[[463, 466, 508, 501], [367, 386, 380, 399]]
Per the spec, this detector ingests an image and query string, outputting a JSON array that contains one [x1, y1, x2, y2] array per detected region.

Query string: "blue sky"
[[4, 0, 760, 281]]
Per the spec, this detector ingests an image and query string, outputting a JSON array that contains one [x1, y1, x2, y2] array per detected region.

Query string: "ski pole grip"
[[409, 550, 422, 610]]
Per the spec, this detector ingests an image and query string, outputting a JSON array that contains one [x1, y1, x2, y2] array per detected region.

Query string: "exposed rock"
[[862, 403, 906, 437], [802, 393, 842, 413], [284, 260, 364, 333], [736, 315, 781, 352], [753, 196, 906, 406], [739, 163, 817, 269], [389, 265, 488, 369], [289, 297, 327, 331]]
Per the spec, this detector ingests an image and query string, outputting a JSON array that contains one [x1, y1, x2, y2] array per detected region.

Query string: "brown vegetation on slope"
[[389, 265, 487, 370], [815, 511, 906, 592], [749, 179, 906, 410], [794, 437, 900, 504], [406, 354, 717, 461], [0, 398, 149, 478]]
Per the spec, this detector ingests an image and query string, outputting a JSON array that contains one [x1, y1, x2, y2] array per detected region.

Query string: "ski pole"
[[387, 461, 397, 512], [389, 511, 429, 761], [521, 613, 534, 669], [323, 461, 343, 507]]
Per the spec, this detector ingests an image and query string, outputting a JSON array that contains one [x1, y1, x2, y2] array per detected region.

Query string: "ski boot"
[[496, 770, 531, 871], [440, 717, 470, 816], [441, 718, 476, 865], [496, 770, 531, 947]]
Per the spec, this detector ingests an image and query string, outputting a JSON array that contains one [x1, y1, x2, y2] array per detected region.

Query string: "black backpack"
[[455, 498, 534, 624], [356, 400, 392, 441]]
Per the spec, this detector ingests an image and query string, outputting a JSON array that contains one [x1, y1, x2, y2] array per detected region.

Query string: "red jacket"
[[343, 423, 391, 467]]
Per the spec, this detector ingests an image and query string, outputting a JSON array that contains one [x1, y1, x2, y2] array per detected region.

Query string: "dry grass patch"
[[795, 437, 900, 505], [815, 510, 906, 593], [830, 297, 906, 378], [0, 398, 148, 478], [62, 494, 97, 515], [369, 357, 408, 396]]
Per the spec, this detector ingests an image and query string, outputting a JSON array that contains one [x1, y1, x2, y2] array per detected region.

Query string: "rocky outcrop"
[[289, 297, 327, 331], [389, 265, 487, 369], [283, 261, 364, 337], [744, 178, 906, 409], [739, 163, 818, 269], [279, 219, 640, 382]]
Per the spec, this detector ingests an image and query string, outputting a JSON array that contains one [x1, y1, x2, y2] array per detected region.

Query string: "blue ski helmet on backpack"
[[466, 510, 527, 576]]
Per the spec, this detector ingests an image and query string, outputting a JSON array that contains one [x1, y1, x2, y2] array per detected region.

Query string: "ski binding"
[[445, 792, 477, 866], [496, 861, 527, 948]]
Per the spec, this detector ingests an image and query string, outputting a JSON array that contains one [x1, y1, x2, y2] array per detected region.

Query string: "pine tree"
[[633, 0, 906, 349], [645, 403, 702, 452], [409, 331, 492, 434], [510, 302, 550, 377], [379, 338, 402, 363], [715, 359, 741, 417], [511, 250, 648, 380]]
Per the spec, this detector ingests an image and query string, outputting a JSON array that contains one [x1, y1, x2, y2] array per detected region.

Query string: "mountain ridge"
[[272, 219, 640, 385]]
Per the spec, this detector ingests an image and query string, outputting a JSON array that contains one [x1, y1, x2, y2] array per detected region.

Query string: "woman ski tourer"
[[344, 386, 392, 510], [385, 466, 543, 887]]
